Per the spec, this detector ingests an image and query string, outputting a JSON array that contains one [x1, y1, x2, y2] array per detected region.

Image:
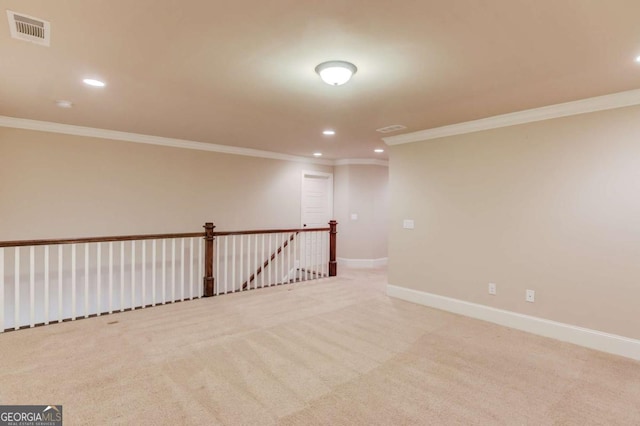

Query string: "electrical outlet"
[[488, 283, 496, 295], [526, 289, 535, 303], [403, 219, 415, 229]]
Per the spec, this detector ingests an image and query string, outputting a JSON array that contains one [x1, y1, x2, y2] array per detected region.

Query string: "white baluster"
[[293, 234, 298, 282], [43, 246, 49, 324], [314, 232, 321, 279], [199, 237, 204, 298], [131, 240, 136, 310], [215, 237, 220, 296], [14, 247, 20, 329], [97, 243, 102, 316], [304, 233, 308, 281], [162, 240, 167, 305], [224, 237, 228, 294], [287, 235, 292, 284], [180, 238, 185, 301], [151, 240, 156, 307], [171, 239, 176, 302], [276, 234, 280, 284], [141, 241, 146, 308], [311, 232, 315, 279], [58, 245, 63, 322], [299, 233, 304, 282], [162, 239, 166, 304], [309, 233, 313, 281], [0, 248, 4, 332], [261, 234, 265, 288], [29, 246, 35, 327], [239, 235, 244, 292], [276, 234, 281, 284], [281, 233, 285, 284], [109, 242, 114, 314], [267, 234, 272, 286], [71, 244, 76, 320], [254, 234, 258, 290], [318, 231, 322, 278], [232, 236, 236, 292], [246, 235, 251, 291], [120, 241, 125, 311], [325, 231, 329, 277], [322, 232, 327, 277], [189, 238, 194, 300], [84, 244, 89, 318]]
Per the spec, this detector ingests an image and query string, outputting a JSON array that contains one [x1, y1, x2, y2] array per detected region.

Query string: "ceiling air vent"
[[375, 124, 407, 134], [6, 10, 50, 46]]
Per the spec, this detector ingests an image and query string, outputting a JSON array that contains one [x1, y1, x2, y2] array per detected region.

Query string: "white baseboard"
[[386, 284, 640, 361], [338, 258, 388, 268]]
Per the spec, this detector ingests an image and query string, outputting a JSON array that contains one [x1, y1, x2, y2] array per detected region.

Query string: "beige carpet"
[[0, 268, 639, 425]]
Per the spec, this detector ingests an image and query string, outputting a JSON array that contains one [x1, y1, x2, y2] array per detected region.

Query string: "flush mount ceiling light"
[[315, 61, 357, 86], [83, 78, 105, 87], [313, 152, 323, 157], [374, 148, 384, 153], [322, 130, 335, 135]]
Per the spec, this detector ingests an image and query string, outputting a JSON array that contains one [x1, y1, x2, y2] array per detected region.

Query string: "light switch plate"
[[350, 213, 358, 220], [403, 219, 415, 229]]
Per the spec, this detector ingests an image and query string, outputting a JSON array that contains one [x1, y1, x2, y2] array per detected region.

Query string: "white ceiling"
[[1, 0, 640, 160]]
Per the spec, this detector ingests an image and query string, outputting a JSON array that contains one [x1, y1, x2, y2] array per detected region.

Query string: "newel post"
[[329, 220, 338, 277], [203, 222, 215, 297]]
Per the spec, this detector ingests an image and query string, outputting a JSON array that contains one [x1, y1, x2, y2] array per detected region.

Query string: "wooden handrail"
[[213, 227, 329, 237], [0, 232, 205, 248], [0, 227, 329, 248]]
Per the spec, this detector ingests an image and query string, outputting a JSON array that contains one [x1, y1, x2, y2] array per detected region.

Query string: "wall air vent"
[[375, 124, 407, 134], [6, 10, 50, 46]]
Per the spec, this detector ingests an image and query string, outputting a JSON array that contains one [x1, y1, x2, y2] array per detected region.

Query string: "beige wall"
[[334, 164, 388, 260], [0, 127, 332, 240], [389, 105, 640, 340]]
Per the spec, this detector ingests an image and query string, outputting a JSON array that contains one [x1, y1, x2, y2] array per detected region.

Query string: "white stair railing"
[[1, 221, 338, 332], [211, 226, 331, 296], [0, 231, 204, 332]]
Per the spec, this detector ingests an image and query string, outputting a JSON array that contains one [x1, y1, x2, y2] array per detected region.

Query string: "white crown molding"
[[383, 89, 640, 146], [387, 284, 640, 361], [0, 115, 338, 166], [333, 159, 389, 167]]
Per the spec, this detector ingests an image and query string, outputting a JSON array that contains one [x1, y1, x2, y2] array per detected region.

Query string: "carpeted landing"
[[0, 268, 638, 425]]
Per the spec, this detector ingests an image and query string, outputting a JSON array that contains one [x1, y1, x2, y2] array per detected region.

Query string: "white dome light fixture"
[[83, 78, 106, 87], [315, 61, 357, 86]]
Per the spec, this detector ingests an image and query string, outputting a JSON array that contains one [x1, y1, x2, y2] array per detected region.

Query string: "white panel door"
[[301, 171, 333, 228], [300, 171, 333, 276]]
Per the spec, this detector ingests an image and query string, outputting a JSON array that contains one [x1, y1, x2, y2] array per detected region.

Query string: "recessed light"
[[635, 55, 640, 63], [83, 78, 105, 87], [323, 130, 335, 136], [313, 152, 323, 157], [55, 100, 73, 108], [374, 149, 384, 153]]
